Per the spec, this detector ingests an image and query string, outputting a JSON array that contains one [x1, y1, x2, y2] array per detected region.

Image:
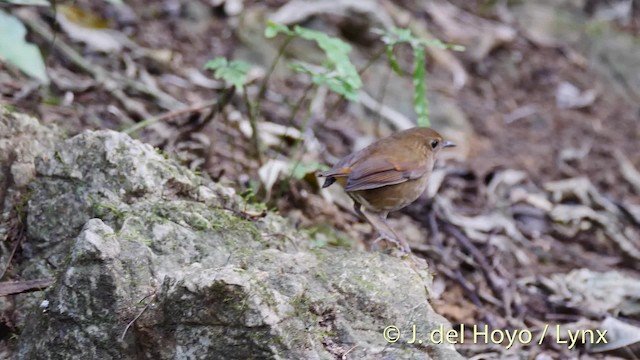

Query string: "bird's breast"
[[349, 174, 430, 213]]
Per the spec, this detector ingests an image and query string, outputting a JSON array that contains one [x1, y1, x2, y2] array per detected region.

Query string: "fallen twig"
[[0, 230, 23, 281], [120, 302, 151, 341], [121, 290, 158, 341], [341, 344, 358, 359], [123, 98, 221, 135], [0, 279, 53, 296]]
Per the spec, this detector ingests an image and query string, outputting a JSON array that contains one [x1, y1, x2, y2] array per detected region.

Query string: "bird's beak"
[[442, 140, 456, 148]]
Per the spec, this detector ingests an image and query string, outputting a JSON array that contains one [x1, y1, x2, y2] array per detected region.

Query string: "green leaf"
[[375, 27, 460, 127], [269, 25, 363, 100], [265, 21, 293, 38], [377, 27, 417, 47], [304, 28, 359, 87], [412, 46, 429, 127], [288, 62, 313, 75], [290, 26, 361, 99], [313, 73, 359, 101], [421, 38, 448, 50], [323, 76, 357, 100], [385, 45, 401, 75], [377, 27, 464, 51], [204, 57, 251, 89], [204, 57, 228, 69], [0, 10, 49, 84], [290, 62, 359, 101]]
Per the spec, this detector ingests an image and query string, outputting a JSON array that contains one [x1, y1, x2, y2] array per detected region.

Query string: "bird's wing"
[[317, 167, 350, 178], [317, 150, 360, 179], [344, 157, 427, 191]]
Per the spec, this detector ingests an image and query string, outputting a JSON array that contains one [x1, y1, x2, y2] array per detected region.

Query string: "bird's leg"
[[361, 210, 411, 253], [353, 202, 366, 221], [378, 213, 411, 253], [353, 203, 382, 250]]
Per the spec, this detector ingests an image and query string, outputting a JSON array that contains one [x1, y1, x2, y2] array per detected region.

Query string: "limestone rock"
[[9, 121, 462, 359]]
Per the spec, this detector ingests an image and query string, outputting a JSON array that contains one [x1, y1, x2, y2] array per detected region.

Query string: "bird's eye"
[[430, 140, 439, 149]]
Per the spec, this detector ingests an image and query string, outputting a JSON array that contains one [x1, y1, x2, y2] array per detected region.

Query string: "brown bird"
[[318, 127, 455, 253]]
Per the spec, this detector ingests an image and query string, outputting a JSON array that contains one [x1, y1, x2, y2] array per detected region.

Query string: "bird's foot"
[[371, 236, 384, 251], [371, 235, 411, 254]]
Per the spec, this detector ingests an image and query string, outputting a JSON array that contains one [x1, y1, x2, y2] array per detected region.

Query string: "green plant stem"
[[358, 47, 388, 77], [272, 77, 315, 169], [256, 35, 293, 106], [276, 76, 319, 189], [245, 35, 294, 168], [243, 88, 264, 165], [287, 81, 315, 127], [285, 87, 318, 185], [274, 80, 315, 158], [412, 46, 429, 127]]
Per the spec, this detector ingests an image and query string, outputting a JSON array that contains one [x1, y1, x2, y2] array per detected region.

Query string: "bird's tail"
[[321, 176, 336, 188], [317, 170, 336, 188], [317, 168, 350, 189]]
